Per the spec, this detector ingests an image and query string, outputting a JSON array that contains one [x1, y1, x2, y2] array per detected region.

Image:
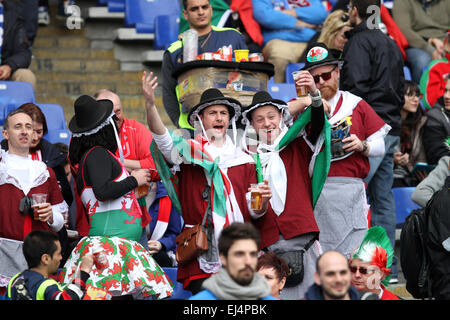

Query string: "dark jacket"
[[304, 283, 361, 300], [1, 0, 32, 73], [422, 98, 450, 165], [341, 20, 405, 136]]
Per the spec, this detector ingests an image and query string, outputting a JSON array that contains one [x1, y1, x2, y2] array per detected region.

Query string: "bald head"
[[94, 89, 124, 129]]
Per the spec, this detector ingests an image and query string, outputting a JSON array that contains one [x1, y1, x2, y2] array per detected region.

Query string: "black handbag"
[[278, 236, 317, 288]]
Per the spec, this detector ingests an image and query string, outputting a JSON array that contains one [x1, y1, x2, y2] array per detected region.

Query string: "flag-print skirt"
[[59, 236, 174, 299]]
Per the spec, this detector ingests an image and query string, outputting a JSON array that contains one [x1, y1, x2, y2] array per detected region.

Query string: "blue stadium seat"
[[37, 103, 67, 130], [44, 129, 72, 145], [285, 63, 306, 84], [162, 267, 192, 300], [124, 0, 181, 33], [267, 78, 297, 102], [97, 0, 108, 5], [153, 14, 180, 50], [392, 187, 421, 228], [0, 81, 36, 125], [403, 66, 412, 81], [108, 0, 125, 12]]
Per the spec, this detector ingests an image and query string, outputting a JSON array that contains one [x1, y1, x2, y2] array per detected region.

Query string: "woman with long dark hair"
[[61, 95, 173, 299]]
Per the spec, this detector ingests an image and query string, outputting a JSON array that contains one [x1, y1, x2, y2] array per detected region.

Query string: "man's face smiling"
[[250, 105, 282, 145]]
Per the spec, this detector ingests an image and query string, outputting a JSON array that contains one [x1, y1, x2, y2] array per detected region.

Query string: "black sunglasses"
[[313, 66, 337, 84], [349, 265, 376, 275], [341, 14, 349, 22]]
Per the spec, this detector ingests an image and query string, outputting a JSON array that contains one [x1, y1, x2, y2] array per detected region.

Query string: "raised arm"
[[143, 71, 167, 136]]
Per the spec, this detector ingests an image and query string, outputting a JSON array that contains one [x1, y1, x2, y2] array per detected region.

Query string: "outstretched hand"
[[142, 71, 159, 107]]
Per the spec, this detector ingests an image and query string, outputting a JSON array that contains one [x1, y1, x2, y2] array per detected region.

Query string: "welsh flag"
[[276, 107, 331, 207], [150, 132, 230, 229]]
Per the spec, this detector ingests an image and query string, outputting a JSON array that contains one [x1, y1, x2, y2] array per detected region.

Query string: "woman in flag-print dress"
[[62, 95, 173, 299]]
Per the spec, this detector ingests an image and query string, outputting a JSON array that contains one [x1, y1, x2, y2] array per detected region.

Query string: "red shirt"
[[0, 167, 63, 241], [328, 98, 386, 179], [116, 118, 157, 170]]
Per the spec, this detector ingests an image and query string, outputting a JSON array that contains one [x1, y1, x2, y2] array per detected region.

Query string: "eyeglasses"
[[349, 265, 376, 275], [312, 66, 337, 84]]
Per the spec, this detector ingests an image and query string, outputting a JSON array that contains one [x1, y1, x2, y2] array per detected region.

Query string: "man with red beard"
[[302, 43, 390, 259]]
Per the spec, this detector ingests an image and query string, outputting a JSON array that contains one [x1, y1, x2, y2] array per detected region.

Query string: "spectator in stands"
[[301, 43, 388, 260], [393, 80, 428, 188], [1, 103, 73, 208], [144, 71, 264, 294], [412, 155, 450, 207], [256, 251, 289, 299], [251, 0, 327, 83], [94, 89, 159, 249], [64, 94, 173, 299], [392, 0, 450, 84], [190, 222, 276, 300], [20, 0, 38, 46], [304, 250, 360, 300], [341, 0, 405, 284], [161, 0, 247, 131], [0, 109, 66, 294], [37, 0, 84, 27], [350, 226, 401, 300], [422, 80, 450, 165], [420, 31, 450, 110], [318, 10, 352, 54], [7, 230, 93, 300], [0, 0, 36, 89], [147, 181, 183, 267], [240, 86, 326, 299]]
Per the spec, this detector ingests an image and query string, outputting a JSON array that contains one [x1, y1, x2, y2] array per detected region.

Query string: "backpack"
[[400, 175, 450, 299], [400, 207, 432, 299]]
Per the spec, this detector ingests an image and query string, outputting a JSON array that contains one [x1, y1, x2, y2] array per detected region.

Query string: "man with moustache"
[[305, 250, 360, 300], [301, 43, 390, 259], [190, 222, 276, 300]]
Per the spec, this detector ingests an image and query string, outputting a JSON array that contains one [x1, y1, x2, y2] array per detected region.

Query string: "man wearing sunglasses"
[[300, 43, 390, 261]]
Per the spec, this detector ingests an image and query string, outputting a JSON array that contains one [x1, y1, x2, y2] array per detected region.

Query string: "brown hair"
[[257, 251, 290, 281], [17, 103, 48, 135]]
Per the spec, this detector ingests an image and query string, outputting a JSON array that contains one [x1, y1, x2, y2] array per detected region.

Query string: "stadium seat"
[[44, 129, 72, 145], [0, 81, 36, 125], [108, 0, 125, 12], [403, 66, 412, 81], [267, 78, 297, 102], [124, 0, 181, 33], [97, 0, 108, 5], [37, 103, 67, 130], [285, 63, 306, 84], [153, 14, 180, 50], [162, 267, 192, 300], [392, 187, 421, 228]]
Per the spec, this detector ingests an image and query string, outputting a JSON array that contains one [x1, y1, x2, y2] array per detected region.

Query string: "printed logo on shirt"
[[288, 0, 311, 8]]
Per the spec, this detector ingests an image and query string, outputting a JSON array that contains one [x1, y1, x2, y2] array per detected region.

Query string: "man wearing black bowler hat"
[[142, 71, 272, 294]]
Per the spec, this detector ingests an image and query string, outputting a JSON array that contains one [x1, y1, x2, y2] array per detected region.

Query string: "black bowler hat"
[[187, 88, 242, 126], [241, 90, 288, 123], [301, 42, 343, 71], [69, 95, 113, 134]]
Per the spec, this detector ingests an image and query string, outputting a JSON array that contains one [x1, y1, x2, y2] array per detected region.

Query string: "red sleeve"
[[359, 100, 387, 139], [134, 121, 157, 170]]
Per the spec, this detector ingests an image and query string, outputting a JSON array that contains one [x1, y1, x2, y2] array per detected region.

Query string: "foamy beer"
[[31, 193, 47, 220], [292, 70, 308, 97], [137, 185, 149, 198], [250, 183, 263, 210]]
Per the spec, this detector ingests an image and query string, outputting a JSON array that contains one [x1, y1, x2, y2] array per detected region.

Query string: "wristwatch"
[[310, 90, 322, 108], [361, 140, 368, 153]]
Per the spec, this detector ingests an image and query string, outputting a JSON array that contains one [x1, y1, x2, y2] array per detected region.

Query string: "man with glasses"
[[300, 43, 390, 261], [341, 0, 405, 284]]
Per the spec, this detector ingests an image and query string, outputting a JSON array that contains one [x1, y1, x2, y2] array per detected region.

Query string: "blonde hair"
[[318, 10, 350, 49]]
